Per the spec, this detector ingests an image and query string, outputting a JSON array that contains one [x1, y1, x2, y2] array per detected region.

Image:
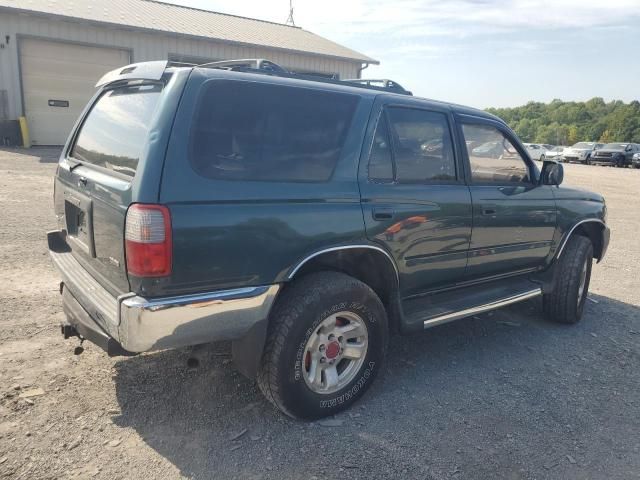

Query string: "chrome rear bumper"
[[47, 230, 279, 354]]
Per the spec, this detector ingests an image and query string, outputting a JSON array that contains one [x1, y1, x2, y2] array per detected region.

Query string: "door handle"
[[372, 208, 394, 221], [482, 208, 496, 216]]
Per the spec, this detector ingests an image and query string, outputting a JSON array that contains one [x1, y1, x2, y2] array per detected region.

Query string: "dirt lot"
[[0, 147, 638, 480]]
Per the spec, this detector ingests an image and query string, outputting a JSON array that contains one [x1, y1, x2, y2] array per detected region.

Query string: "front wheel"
[[257, 271, 388, 419], [543, 235, 593, 324]]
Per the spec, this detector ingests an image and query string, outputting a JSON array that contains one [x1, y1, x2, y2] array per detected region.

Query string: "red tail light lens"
[[125, 204, 172, 277]]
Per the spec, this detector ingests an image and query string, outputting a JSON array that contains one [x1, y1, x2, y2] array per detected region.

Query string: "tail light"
[[125, 204, 172, 277]]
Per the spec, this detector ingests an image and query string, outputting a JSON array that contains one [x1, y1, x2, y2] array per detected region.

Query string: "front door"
[[358, 100, 472, 297], [458, 117, 557, 280]]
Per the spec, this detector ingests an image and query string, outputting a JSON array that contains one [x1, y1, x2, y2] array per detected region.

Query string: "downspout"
[[357, 62, 370, 79]]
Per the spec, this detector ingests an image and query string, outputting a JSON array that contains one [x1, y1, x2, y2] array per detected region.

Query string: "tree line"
[[486, 98, 640, 146]]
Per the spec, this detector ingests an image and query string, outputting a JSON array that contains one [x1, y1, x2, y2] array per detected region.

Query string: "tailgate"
[[54, 83, 164, 296]]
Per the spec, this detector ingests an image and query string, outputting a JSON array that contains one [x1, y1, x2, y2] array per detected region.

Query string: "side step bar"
[[423, 288, 542, 329]]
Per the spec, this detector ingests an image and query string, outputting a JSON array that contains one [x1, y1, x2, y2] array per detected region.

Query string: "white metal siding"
[[0, 11, 362, 128], [20, 38, 129, 145]]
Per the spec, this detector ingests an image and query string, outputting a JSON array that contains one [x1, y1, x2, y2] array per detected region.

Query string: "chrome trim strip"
[[422, 288, 542, 329], [288, 245, 399, 281], [556, 219, 605, 259]]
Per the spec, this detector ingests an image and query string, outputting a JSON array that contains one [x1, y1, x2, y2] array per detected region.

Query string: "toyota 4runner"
[[48, 60, 610, 419]]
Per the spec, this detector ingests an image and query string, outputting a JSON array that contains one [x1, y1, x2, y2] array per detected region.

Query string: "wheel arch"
[[557, 219, 606, 263], [287, 245, 402, 333]]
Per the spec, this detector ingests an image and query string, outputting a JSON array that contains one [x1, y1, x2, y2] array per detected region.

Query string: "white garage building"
[[0, 0, 377, 145]]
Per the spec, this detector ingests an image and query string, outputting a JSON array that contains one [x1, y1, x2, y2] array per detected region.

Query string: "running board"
[[422, 288, 541, 329]]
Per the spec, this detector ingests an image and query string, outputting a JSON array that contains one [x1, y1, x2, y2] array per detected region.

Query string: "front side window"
[[368, 107, 456, 183], [71, 84, 162, 177], [190, 81, 359, 182], [462, 123, 530, 184]]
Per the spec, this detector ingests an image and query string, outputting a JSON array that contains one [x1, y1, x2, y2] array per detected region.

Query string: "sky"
[[161, 0, 640, 108]]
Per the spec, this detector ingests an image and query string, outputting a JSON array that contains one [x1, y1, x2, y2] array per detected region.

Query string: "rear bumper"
[[48, 230, 279, 355]]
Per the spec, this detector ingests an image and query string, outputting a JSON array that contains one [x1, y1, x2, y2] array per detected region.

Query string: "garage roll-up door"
[[19, 38, 130, 145]]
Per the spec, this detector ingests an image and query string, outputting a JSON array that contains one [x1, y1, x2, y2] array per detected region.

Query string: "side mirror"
[[540, 160, 564, 186]]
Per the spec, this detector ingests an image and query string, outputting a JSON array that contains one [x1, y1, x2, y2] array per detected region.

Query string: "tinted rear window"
[[71, 84, 162, 177], [190, 81, 359, 182]]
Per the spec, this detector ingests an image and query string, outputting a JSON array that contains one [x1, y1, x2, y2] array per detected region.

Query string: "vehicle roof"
[[185, 66, 504, 125]]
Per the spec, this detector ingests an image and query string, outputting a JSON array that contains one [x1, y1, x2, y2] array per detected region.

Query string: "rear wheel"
[[257, 271, 388, 419], [543, 235, 593, 324]]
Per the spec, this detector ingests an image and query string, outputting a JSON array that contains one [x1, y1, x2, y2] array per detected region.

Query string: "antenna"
[[286, 0, 295, 26]]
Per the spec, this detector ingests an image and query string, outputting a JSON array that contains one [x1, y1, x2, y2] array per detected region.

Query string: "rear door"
[[458, 116, 557, 280], [54, 83, 164, 295], [358, 98, 472, 297]]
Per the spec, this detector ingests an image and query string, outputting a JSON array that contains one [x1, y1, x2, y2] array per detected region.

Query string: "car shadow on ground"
[[111, 293, 639, 479], [0, 146, 61, 163]]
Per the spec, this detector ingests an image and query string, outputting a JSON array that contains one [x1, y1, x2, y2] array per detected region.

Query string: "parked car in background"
[[471, 141, 503, 158], [632, 152, 640, 169], [591, 143, 640, 167], [562, 142, 604, 164], [524, 143, 548, 160], [545, 146, 567, 161]]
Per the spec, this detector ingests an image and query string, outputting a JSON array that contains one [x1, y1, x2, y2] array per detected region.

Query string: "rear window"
[[190, 81, 359, 182], [71, 84, 162, 177]]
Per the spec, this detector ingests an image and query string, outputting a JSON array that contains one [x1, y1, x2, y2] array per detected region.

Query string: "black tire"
[[585, 156, 591, 165], [257, 271, 388, 419], [543, 235, 593, 324]]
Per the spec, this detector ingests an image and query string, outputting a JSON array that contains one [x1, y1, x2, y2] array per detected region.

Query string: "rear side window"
[[71, 84, 162, 177], [190, 81, 359, 182], [387, 108, 456, 182], [368, 107, 456, 183]]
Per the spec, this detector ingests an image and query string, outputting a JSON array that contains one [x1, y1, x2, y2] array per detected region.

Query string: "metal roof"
[[0, 0, 378, 64]]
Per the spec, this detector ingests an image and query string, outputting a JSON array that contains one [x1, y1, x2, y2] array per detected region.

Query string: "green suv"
[[48, 60, 610, 419]]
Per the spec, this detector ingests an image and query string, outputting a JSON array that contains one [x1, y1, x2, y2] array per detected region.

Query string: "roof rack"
[[197, 59, 288, 74], [194, 58, 412, 95], [342, 79, 412, 96]]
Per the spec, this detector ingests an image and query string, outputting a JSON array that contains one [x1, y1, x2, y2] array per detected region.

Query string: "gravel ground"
[[0, 147, 638, 480]]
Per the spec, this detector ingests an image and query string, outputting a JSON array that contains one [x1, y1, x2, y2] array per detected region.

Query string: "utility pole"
[[286, 0, 295, 26]]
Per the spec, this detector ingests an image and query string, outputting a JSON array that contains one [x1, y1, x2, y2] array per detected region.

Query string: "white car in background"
[[562, 142, 605, 164], [544, 146, 568, 161], [524, 143, 548, 161]]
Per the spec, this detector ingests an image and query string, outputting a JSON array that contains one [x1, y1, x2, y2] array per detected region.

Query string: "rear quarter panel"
[[152, 71, 374, 297]]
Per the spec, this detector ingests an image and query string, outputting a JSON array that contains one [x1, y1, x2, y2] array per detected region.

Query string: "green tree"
[[485, 98, 640, 145]]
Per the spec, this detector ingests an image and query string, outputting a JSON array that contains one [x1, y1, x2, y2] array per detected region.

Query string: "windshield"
[[552, 146, 564, 152], [572, 142, 594, 149], [602, 143, 628, 150]]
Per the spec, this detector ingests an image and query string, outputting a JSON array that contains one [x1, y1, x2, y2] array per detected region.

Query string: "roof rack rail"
[[197, 58, 288, 74], [342, 79, 412, 95], [194, 58, 412, 95]]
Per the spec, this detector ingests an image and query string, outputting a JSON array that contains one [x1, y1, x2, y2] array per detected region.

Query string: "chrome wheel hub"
[[302, 311, 368, 395]]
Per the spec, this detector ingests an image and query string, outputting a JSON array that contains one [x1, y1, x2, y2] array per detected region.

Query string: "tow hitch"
[[61, 324, 85, 355]]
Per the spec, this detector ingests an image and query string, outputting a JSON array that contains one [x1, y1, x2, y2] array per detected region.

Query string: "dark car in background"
[[591, 143, 640, 167]]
